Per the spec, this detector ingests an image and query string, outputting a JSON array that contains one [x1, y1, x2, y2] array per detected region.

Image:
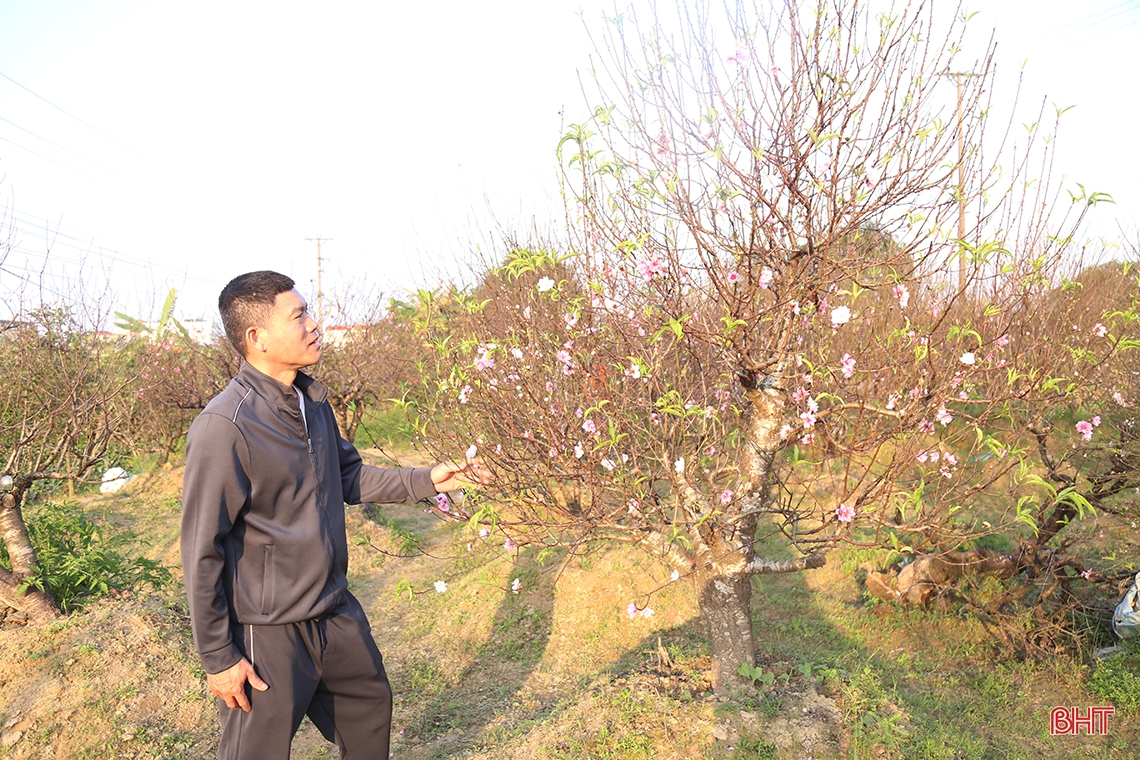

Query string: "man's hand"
[[431, 458, 493, 493], [207, 658, 269, 712]]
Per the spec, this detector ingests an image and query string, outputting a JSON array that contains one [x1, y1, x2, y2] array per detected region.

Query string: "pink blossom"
[[758, 267, 774, 288], [640, 606, 656, 619], [582, 419, 597, 434], [935, 406, 953, 426], [637, 254, 668, 282], [600, 458, 615, 471], [545, 381, 554, 393], [1094, 323, 1108, 338], [727, 270, 741, 284], [800, 412, 817, 429], [556, 350, 572, 364], [627, 499, 641, 516], [458, 385, 472, 404], [830, 305, 852, 327], [909, 386, 923, 400], [1076, 420, 1094, 441], [504, 537, 517, 553], [574, 442, 585, 459], [807, 397, 820, 414], [779, 424, 793, 439], [919, 419, 935, 435], [434, 493, 450, 512], [836, 504, 855, 523], [510, 347, 524, 360], [915, 450, 929, 463], [627, 602, 639, 619], [840, 353, 856, 379], [792, 386, 809, 403], [959, 352, 976, 366], [1081, 568, 1093, 580], [1114, 392, 1128, 407], [929, 450, 940, 463], [893, 283, 910, 309], [1092, 416, 1102, 427], [942, 451, 958, 466], [996, 334, 1010, 348], [720, 489, 734, 504], [466, 444, 478, 459], [940, 466, 953, 479], [474, 355, 495, 371], [801, 433, 815, 445], [959, 391, 968, 401], [478, 527, 491, 539]]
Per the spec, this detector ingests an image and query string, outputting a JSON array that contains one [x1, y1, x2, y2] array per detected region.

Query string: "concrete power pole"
[[305, 237, 331, 336], [943, 70, 978, 293]]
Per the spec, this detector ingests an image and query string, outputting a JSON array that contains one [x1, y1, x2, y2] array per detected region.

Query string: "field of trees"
[[3, 1, 1140, 757]]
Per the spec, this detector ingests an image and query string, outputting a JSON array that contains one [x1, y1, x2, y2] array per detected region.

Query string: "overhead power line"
[[0, 114, 109, 170], [0, 71, 127, 150], [0, 134, 93, 178]]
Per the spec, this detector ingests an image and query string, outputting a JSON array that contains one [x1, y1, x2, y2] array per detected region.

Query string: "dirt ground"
[[8, 455, 1136, 758], [0, 462, 848, 759]]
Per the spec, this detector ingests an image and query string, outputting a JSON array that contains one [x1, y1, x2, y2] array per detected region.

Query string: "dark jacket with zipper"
[[180, 361, 437, 674]]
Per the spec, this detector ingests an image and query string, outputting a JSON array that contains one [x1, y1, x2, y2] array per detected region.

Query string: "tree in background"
[[114, 289, 238, 465], [412, 0, 1130, 691], [316, 287, 423, 444], [0, 293, 156, 621]]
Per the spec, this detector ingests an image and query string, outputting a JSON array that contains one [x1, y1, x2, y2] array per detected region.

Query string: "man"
[[181, 271, 481, 759]]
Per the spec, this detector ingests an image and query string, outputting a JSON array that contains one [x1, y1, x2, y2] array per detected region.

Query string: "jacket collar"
[[237, 361, 330, 406]]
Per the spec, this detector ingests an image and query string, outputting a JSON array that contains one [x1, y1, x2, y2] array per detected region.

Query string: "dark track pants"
[[217, 595, 393, 760]]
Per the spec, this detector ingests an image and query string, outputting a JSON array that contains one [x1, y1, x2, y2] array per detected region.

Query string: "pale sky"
[[0, 0, 1137, 323]]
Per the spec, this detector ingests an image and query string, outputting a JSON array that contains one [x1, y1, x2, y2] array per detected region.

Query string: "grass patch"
[[0, 500, 172, 611]]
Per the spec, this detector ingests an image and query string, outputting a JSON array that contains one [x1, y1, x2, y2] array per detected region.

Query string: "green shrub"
[[1087, 655, 1140, 710], [0, 501, 171, 611]]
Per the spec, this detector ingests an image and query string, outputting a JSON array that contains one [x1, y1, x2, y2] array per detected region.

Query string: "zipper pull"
[[308, 438, 313, 454]]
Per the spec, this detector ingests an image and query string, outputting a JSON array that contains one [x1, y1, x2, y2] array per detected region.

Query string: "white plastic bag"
[[1113, 572, 1140, 640]]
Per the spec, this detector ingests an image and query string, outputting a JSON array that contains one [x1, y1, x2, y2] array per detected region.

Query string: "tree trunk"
[[0, 492, 60, 622], [697, 565, 755, 695]]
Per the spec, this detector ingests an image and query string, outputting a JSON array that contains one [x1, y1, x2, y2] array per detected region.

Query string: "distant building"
[[322, 324, 368, 348]]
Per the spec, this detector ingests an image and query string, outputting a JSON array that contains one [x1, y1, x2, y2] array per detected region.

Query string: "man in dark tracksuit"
[[181, 271, 481, 759]]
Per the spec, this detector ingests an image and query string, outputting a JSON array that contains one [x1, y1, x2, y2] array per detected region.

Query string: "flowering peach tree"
[[412, 0, 1132, 687]]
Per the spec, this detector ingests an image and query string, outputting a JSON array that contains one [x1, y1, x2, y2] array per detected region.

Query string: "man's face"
[[255, 288, 321, 371]]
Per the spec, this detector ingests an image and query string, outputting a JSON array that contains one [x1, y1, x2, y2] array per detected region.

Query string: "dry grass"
[[0, 451, 1137, 758]]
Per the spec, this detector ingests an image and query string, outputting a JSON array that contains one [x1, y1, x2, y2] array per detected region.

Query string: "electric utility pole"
[[942, 69, 979, 293], [305, 237, 331, 336]]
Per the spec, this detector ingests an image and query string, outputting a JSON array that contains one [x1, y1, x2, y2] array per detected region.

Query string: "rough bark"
[[0, 565, 59, 623], [0, 492, 38, 576], [697, 566, 755, 695], [696, 551, 827, 694], [0, 492, 60, 622], [329, 395, 363, 443]]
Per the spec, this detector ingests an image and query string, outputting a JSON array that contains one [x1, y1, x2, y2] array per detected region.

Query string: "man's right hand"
[[207, 658, 269, 712]]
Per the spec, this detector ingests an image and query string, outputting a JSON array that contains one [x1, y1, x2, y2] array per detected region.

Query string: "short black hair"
[[218, 271, 295, 357]]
